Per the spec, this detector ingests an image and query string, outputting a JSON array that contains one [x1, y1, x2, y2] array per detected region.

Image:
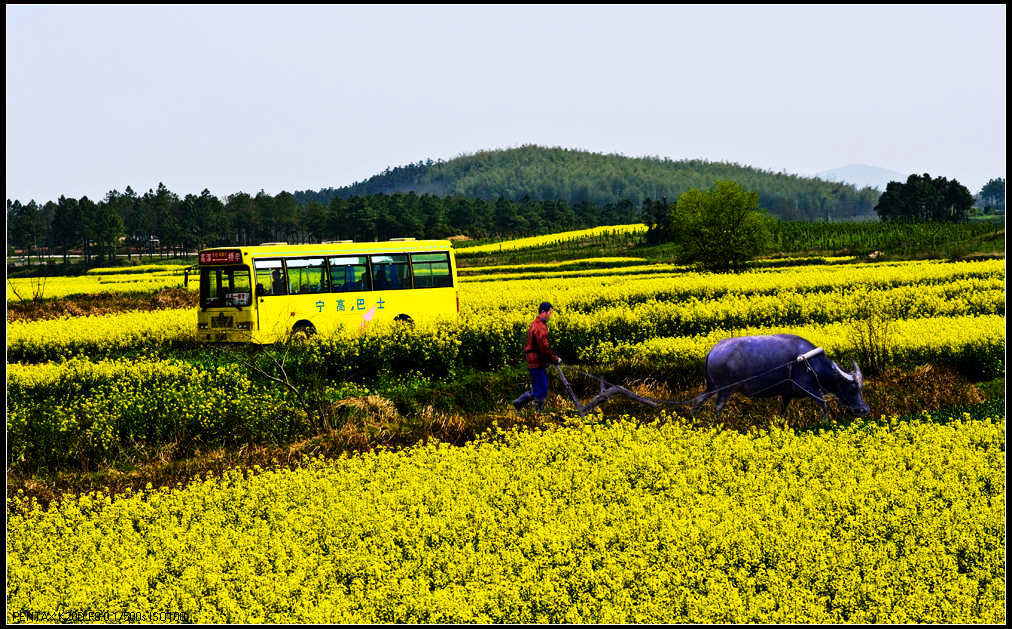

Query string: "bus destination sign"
[[200, 250, 243, 265]]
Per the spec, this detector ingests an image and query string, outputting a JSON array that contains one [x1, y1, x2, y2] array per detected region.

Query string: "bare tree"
[[7, 275, 47, 306], [220, 339, 335, 432]]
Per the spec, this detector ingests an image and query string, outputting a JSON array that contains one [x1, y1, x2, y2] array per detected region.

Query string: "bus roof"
[[200, 240, 454, 258]]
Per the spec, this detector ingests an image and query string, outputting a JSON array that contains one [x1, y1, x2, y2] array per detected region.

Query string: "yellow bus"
[[196, 239, 458, 342]]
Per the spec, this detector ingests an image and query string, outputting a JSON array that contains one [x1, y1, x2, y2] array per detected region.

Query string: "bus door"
[[253, 258, 287, 335]]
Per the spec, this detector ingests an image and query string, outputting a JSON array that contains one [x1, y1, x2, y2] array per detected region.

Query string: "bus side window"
[[286, 258, 327, 294], [328, 256, 370, 292], [254, 260, 286, 296], [411, 253, 452, 288], [370, 255, 410, 290], [374, 264, 388, 290]]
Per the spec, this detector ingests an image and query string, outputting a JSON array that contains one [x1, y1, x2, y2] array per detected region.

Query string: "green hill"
[[294, 145, 881, 221]]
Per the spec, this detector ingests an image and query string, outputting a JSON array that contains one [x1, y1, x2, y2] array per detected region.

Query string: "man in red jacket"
[[513, 302, 562, 412]]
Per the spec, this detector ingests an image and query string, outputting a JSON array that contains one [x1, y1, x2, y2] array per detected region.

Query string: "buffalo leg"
[[779, 396, 791, 416], [713, 391, 731, 415], [690, 391, 714, 416]]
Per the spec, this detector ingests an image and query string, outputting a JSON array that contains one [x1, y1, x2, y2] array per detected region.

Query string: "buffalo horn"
[[852, 361, 864, 387], [833, 362, 855, 382]]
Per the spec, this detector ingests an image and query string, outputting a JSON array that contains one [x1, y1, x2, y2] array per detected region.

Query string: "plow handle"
[[554, 364, 585, 413]]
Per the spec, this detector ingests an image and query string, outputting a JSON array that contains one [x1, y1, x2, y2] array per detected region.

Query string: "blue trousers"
[[513, 367, 548, 410], [528, 367, 548, 400]]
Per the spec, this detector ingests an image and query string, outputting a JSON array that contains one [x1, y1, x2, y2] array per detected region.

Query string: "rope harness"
[[557, 346, 830, 411]]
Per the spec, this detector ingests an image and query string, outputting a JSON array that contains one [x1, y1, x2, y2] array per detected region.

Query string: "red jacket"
[[524, 317, 559, 369]]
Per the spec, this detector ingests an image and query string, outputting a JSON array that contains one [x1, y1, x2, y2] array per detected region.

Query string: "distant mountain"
[[815, 164, 906, 191], [294, 146, 882, 221]]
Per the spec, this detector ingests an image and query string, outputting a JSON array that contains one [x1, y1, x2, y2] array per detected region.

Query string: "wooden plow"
[[553, 364, 687, 416]]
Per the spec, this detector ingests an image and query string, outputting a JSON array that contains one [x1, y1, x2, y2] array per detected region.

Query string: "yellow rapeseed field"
[[7, 414, 1004, 623], [7, 270, 192, 301], [457, 224, 647, 255], [7, 259, 1004, 364]]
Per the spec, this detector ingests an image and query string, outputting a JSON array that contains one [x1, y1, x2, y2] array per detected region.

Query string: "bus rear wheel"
[[291, 322, 316, 340], [393, 314, 414, 326]]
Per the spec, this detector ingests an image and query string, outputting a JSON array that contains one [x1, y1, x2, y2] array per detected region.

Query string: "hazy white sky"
[[5, 4, 1006, 203]]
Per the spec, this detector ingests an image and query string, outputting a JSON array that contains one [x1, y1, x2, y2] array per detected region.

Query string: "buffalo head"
[[833, 360, 869, 415]]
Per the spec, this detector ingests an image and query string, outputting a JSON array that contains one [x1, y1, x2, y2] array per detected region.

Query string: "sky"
[[5, 4, 1006, 203]]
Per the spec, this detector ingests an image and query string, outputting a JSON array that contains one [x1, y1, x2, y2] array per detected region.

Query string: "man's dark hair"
[[539, 301, 553, 313]]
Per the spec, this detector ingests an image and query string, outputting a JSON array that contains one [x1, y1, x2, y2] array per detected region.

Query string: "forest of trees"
[[977, 177, 1005, 214], [294, 146, 883, 221], [7, 146, 999, 264], [874, 174, 976, 223], [5, 185, 644, 262]]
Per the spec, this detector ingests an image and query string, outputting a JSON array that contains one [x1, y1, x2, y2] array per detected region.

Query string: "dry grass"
[[7, 287, 196, 322], [864, 365, 984, 412]]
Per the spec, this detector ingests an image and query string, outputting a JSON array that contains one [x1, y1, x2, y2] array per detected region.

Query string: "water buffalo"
[[691, 334, 870, 417]]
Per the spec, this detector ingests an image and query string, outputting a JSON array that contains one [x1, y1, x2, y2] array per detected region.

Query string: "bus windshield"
[[201, 267, 252, 308]]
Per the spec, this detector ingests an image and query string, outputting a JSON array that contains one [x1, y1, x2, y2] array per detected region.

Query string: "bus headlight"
[[198, 323, 209, 329], [236, 322, 252, 330]]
